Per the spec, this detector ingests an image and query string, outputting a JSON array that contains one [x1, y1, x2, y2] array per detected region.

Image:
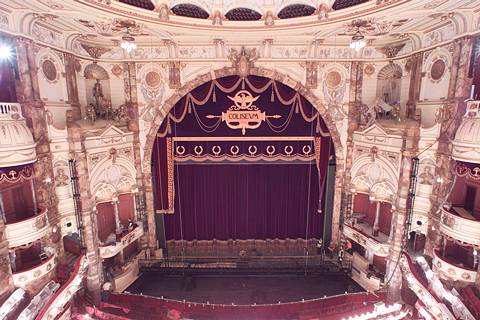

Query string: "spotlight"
[[0, 44, 12, 60]]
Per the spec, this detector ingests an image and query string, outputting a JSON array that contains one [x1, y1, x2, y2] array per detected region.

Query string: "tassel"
[[271, 86, 275, 102], [316, 118, 321, 133], [212, 86, 217, 102], [241, 78, 245, 90], [188, 102, 192, 114], [167, 121, 172, 134], [295, 102, 299, 114]]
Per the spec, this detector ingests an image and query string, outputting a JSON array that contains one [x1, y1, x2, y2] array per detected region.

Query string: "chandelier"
[[121, 31, 137, 53], [349, 31, 366, 51]]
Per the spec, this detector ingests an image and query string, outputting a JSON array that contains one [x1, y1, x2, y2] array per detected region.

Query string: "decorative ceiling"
[[0, 0, 477, 58]]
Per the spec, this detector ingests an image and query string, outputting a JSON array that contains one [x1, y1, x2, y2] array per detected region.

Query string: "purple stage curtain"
[[96, 202, 116, 242], [164, 163, 322, 240]]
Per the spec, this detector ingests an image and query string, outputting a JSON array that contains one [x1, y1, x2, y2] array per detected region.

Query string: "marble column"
[[68, 127, 102, 303], [123, 62, 147, 251], [64, 53, 81, 120], [372, 201, 380, 236], [15, 37, 61, 254], [425, 37, 473, 256], [336, 61, 362, 249], [0, 220, 14, 301], [386, 125, 419, 302], [112, 197, 121, 234]]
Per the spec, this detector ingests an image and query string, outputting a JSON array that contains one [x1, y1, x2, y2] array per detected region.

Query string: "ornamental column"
[[386, 125, 419, 302], [426, 37, 473, 256], [15, 37, 61, 254], [372, 200, 380, 237], [64, 53, 81, 120], [336, 61, 362, 248], [0, 219, 14, 301], [68, 126, 102, 303]]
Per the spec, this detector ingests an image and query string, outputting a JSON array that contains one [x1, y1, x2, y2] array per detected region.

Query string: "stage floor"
[[127, 273, 364, 305]]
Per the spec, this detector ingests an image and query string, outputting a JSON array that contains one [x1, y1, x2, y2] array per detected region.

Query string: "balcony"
[[12, 254, 57, 289], [0, 102, 37, 167], [99, 222, 143, 259], [112, 254, 140, 293], [343, 223, 390, 257], [5, 208, 49, 248], [432, 249, 476, 284], [439, 207, 480, 246]]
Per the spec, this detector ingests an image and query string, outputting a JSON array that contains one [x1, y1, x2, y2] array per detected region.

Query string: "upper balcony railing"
[[343, 223, 390, 257], [5, 208, 49, 248], [439, 207, 480, 246], [99, 222, 143, 259], [0, 102, 22, 119]]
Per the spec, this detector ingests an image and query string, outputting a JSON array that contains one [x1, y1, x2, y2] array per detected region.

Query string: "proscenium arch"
[[142, 67, 345, 252]]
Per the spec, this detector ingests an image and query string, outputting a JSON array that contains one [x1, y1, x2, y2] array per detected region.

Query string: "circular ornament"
[[212, 145, 221, 156], [111, 64, 123, 77], [248, 145, 258, 155], [325, 71, 342, 89], [230, 145, 239, 155], [302, 145, 312, 155], [430, 59, 446, 81], [194, 146, 203, 155], [176, 145, 185, 156], [284, 145, 293, 155], [145, 71, 161, 88], [42, 59, 57, 82], [364, 64, 375, 76], [266, 145, 275, 155]]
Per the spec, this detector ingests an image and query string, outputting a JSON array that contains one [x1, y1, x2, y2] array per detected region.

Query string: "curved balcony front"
[[343, 224, 390, 257], [432, 249, 477, 284], [5, 208, 49, 248], [439, 207, 480, 246], [12, 254, 57, 289], [99, 222, 143, 259]]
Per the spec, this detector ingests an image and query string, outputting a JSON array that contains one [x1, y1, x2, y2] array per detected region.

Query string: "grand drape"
[[164, 163, 322, 240]]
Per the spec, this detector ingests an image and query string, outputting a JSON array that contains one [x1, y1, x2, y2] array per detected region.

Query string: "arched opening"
[[150, 75, 336, 256]]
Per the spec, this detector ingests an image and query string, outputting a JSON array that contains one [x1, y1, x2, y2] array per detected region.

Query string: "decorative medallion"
[[461, 272, 471, 280], [364, 64, 375, 76], [325, 71, 342, 89], [430, 59, 446, 81], [35, 216, 47, 230], [145, 71, 161, 88], [206, 90, 280, 135], [111, 64, 123, 77], [42, 59, 57, 82]]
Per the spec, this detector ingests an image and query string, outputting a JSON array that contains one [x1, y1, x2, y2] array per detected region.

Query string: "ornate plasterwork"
[[432, 249, 477, 284], [343, 224, 390, 257], [31, 23, 64, 48], [424, 47, 451, 84]]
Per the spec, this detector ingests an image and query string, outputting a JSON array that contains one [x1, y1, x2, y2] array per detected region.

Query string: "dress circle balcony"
[[432, 249, 476, 284], [439, 206, 480, 246], [5, 208, 50, 248], [12, 253, 57, 289]]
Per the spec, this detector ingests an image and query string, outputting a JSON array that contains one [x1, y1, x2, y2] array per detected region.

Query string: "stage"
[[127, 271, 363, 305]]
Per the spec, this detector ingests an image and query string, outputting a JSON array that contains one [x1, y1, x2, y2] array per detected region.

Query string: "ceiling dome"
[[0, 103, 36, 168], [452, 101, 480, 164]]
